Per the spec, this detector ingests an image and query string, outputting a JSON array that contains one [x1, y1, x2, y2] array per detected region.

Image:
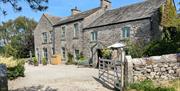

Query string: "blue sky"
[[0, 0, 179, 23]]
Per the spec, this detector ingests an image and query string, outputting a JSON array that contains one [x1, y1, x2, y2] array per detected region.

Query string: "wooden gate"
[[99, 58, 123, 90]]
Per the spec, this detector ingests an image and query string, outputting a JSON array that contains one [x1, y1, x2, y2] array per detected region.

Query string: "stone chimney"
[[100, 0, 111, 9], [71, 7, 81, 15]]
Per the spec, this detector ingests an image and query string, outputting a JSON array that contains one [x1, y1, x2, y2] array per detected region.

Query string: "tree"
[[0, 16, 37, 58], [0, 0, 48, 15]]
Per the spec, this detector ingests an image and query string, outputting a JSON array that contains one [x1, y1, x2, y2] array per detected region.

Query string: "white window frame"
[[91, 31, 97, 41], [61, 26, 66, 38], [73, 23, 79, 37], [122, 26, 131, 38], [49, 31, 53, 43], [42, 32, 48, 43]]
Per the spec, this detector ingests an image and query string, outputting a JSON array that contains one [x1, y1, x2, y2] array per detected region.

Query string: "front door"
[[96, 49, 103, 68]]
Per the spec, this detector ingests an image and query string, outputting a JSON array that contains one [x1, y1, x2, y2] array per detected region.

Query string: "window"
[[74, 23, 79, 37], [74, 50, 80, 60], [52, 47, 55, 55], [122, 27, 130, 38], [42, 32, 48, 43], [61, 26, 66, 38], [61, 47, 66, 59], [43, 48, 48, 61], [91, 31, 97, 41], [49, 31, 53, 43]]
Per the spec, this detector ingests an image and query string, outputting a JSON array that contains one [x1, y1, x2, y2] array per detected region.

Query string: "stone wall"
[[54, 20, 84, 62], [34, 15, 54, 63], [125, 53, 180, 84], [0, 64, 8, 91], [83, 18, 153, 65]]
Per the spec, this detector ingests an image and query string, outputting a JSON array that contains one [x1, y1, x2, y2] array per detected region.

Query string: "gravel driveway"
[[8, 64, 113, 91]]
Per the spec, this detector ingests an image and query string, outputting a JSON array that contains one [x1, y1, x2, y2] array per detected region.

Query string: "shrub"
[[42, 57, 47, 65], [7, 62, 25, 80], [101, 48, 111, 59], [125, 40, 145, 58], [78, 54, 88, 65], [66, 53, 75, 65], [128, 80, 176, 91], [0, 56, 25, 80], [33, 57, 38, 66]]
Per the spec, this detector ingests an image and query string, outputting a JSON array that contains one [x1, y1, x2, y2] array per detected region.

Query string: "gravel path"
[[8, 64, 113, 91]]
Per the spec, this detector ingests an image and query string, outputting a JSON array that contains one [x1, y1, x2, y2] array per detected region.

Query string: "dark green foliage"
[[0, 16, 37, 58], [0, 47, 5, 55], [125, 40, 145, 58], [129, 80, 175, 91], [0, 0, 48, 15], [144, 27, 180, 56], [7, 62, 25, 80], [66, 53, 75, 65]]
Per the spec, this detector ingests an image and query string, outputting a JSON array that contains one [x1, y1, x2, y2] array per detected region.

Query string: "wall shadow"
[[92, 76, 115, 91], [9, 85, 58, 91]]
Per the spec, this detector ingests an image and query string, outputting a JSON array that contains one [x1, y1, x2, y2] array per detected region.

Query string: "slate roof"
[[44, 14, 61, 25], [86, 0, 166, 29], [54, 7, 101, 26]]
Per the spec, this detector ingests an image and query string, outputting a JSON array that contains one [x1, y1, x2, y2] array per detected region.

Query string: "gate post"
[[0, 64, 8, 91]]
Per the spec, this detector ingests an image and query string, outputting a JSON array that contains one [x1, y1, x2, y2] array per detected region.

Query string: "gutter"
[[53, 18, 84, 27], [83, 17, 151, 30]]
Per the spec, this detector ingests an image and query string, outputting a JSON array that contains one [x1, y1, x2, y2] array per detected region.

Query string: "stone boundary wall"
[[125, 53, 180, 84], [0, 64, 8, 91]]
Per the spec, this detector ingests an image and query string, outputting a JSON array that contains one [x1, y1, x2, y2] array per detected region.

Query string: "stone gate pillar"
[[0, 64, 8, 91]]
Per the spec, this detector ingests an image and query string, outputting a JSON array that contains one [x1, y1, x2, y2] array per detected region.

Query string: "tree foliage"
[[0, 0, 48, 15], [143, 0, 180, 56], [161, 0, 177, 27], [0, 16, 37, 58]]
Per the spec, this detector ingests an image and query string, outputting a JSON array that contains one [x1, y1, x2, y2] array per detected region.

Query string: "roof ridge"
[[70, 7, 101, 17], [44, 13, 61, 18], [107, 0, 147, 12]]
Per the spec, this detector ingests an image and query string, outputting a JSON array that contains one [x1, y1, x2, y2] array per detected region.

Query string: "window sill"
[[90, 41, 97, 43], [73, 37, 79, 39], [61, 39, 66, 41], [42, 43, 48, 44], [120, 38, 130, 41]]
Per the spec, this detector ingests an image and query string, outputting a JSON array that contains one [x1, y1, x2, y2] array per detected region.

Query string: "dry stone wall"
[[125, 53, 180, 83]]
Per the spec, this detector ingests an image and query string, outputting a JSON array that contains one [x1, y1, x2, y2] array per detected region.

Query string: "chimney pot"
[[100, 0, 111, 9], [71, 6, 81, 15]]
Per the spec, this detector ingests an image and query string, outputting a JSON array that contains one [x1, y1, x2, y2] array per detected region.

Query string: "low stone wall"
[[0, 64, 8, 91], [125, 53, 180, 84]]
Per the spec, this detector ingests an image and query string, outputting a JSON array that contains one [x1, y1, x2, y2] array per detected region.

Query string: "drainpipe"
[[52, 27, 55, 55]]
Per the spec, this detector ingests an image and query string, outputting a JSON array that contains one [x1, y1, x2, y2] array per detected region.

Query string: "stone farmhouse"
[[34, 14, 61, 63], [34, 0, 176, 65]]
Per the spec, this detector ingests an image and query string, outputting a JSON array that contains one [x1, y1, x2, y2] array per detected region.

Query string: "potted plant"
[[33, 57, 38, 66], [42, 57, 47, 65]]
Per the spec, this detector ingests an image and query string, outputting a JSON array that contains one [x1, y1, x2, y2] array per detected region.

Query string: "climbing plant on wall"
[[160, 0, 177, 27]]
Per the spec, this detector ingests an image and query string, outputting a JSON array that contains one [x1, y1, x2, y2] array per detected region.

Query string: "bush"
[[7, 62, 25, 80], [128, 80, 176, 91], [66, 53, 75, 65], [0, 56, 25, 80], [125, 40, 145, 58], [42, 57, 47, 65], [33, 57, 38, 66], [101, 48, 111, 59]]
